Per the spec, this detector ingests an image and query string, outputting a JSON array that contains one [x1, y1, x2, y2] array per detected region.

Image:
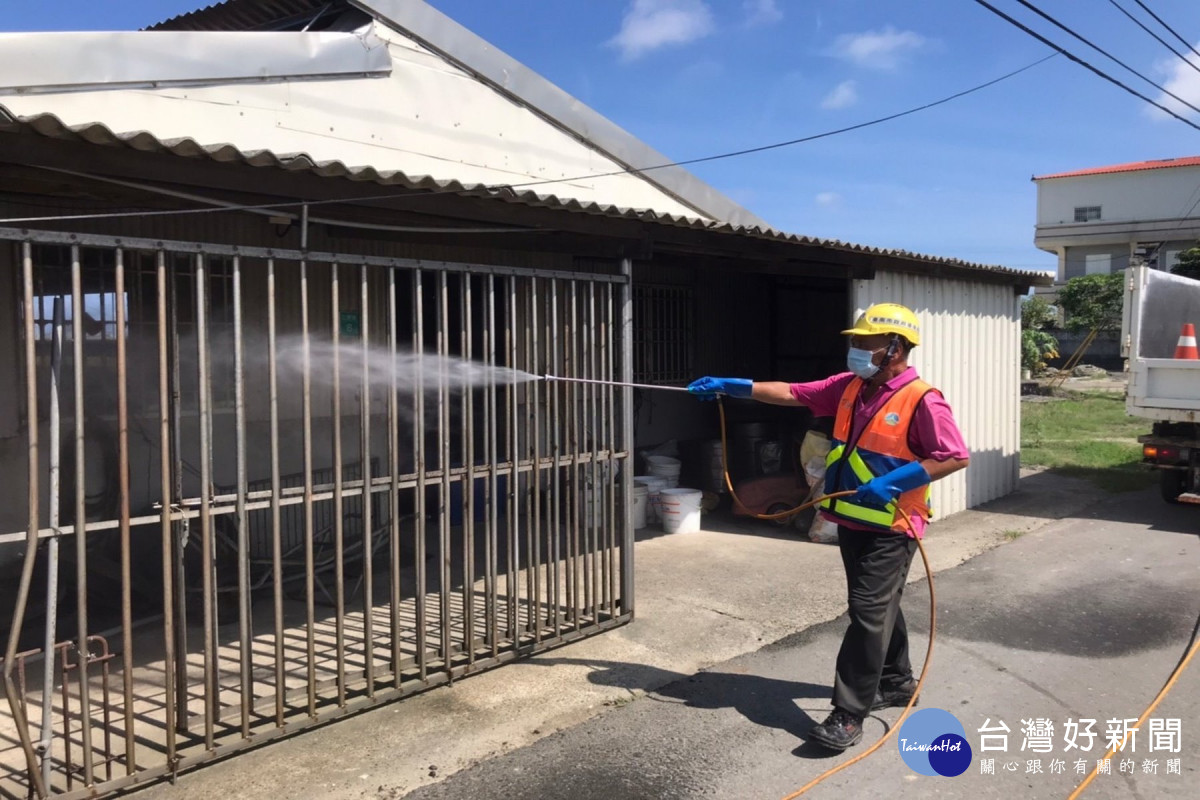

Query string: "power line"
[[1107, 0, 1200, 78], [0, 53, 1059, 227], [656, 56, 1057, 169], [1131, 0, 1200, 63], [1011, 0, 1200, 117], [970, 0, 1200, 132]]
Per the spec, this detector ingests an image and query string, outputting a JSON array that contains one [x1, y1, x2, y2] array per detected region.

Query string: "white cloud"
[[743, 0, 782, 27], [608, 0, 715, 62], [821, 80, 858, 110], [831, 26, 926, 70], [816, 192, 842, 207], [1148, 49, 1200, 121]]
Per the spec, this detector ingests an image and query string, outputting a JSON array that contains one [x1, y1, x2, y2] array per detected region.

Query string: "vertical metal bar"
[[562, 279, 575, 625], [523, 278, 542, 642], [156, 251, 177, 766], [168, 259, 188, 737], [461, 276, 475, 664], [605, 282, 616, 615], [387, 267, 402, 687], [71, 245, 95, 783], [437, 271, 451, 673], [331, 263, 346, 706], [412, 270, 427, 681], [597, 282, 609, 614], [115, 250, 137, 771], [578, 281, 589, 620], [359, 263, 375, 696], [548, 279, 561, 633], [568, 280, 581, 631], [619, 259, 635, 616], [581, 282, 593, 619], [59, 647, 72, 791], [587, 281, 599, 623], [56, 647, 72, 791], [5, 242, 48, 800], [506, 278, 519, 642], [40, 296, 64, 789], [232, 255, 252, 738], [300, 258, 316, 717], [99, 645, 113, 781], [658, 287, 666, 383], [484, 274, 498, 658], [528, 278, 542, 643], [267, 259, 285, 725], [99, 264, 108, 341], [194, 254, 217, 750]]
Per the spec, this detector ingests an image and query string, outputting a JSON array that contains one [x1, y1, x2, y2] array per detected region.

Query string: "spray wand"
[[540, 374, 692, 392]]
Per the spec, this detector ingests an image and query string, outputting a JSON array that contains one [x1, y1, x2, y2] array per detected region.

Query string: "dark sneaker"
[[808, 707, 864, 751], [871, 678, 919, 711]]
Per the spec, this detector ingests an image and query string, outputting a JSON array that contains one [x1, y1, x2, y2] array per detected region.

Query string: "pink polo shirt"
[[789, 368, 969, 538]]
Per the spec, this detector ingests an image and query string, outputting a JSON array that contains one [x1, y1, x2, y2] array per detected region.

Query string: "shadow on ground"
[[527, 648, 898, 760]]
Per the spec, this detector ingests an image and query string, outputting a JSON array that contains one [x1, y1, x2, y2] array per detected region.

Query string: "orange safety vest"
[[818, 376, 937, 533]]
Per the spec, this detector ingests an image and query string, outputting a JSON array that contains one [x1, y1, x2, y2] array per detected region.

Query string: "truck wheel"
[[1160, 470, 1187, 504]]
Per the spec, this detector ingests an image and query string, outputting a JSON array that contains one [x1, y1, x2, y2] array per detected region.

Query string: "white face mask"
[[847, 346, 880, 379]]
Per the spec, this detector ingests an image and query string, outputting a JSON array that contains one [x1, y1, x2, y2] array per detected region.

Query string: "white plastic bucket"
[[659, 488, 703, 534], [646, 455, 682, 488], [633, 476, 668, 522], [632, 484, 649, 529]]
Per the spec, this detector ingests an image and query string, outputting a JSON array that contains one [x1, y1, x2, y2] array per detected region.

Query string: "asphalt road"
[[399, 488, 1200, 800]]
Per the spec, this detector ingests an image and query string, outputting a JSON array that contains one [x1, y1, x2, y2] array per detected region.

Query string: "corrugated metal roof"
[[16, 0, 767, 229], [146, 0, 338, 31], [1, 109, 1050, 285], [1033, 156, 1200, 181]]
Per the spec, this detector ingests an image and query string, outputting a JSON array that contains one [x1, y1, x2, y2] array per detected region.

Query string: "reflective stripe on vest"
[[819, 376, 937, 533]]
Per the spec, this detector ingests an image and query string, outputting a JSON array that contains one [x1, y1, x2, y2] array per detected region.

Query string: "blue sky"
[[7, 1, 1200, 271]]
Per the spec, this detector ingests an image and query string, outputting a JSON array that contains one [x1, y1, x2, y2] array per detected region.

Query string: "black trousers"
[[832, 525, 919, 718]]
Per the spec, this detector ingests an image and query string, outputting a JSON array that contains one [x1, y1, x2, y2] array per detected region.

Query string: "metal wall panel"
[[852, 272, 1022, 519]]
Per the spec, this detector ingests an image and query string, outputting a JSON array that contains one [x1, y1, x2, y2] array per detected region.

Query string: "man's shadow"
[[527, 656, 891, 759]]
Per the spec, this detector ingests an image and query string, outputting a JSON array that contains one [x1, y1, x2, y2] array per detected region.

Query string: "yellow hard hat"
[[841, 303, 921, 347]]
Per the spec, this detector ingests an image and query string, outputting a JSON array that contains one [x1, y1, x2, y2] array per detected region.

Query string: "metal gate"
[[0, 227, 634, 798]]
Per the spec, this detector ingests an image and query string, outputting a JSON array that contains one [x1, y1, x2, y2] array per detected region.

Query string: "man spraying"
[[687, 302, 969, 751]]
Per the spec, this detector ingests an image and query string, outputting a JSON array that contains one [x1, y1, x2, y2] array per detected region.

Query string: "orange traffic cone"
[[1175, 323, 1199, 359]]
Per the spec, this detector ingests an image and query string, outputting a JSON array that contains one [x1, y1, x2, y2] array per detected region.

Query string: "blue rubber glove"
[[687, 376, 753, 399], [854, 461, 930, 507]]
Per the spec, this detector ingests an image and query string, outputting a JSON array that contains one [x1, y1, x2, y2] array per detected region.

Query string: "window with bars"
[[633, 284, 694, 384], [1074, 206, 1101, 222]]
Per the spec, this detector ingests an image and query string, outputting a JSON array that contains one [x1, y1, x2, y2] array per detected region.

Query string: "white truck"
[[1122, 265, 1200, 504]]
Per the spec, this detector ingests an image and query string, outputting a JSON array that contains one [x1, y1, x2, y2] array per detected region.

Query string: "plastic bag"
[[799, 431, 831, 488], [797, 430, 838, 543], [808, 511, 840, 544]]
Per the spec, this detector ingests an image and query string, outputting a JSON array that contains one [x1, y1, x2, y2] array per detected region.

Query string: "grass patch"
[[1022, 391, 1155, 492], [1002, 529, 1024, 541], [1023, 391, 1147, 443]]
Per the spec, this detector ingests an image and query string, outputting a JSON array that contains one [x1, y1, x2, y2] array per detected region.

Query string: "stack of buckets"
[[635, 455, 703, 534]]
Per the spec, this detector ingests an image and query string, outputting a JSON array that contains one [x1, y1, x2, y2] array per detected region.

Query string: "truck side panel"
[[1123, 266, 1200, 423]]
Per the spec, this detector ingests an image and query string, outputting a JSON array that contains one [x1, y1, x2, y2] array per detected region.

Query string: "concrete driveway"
[[135, 469, 1200, 800]]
